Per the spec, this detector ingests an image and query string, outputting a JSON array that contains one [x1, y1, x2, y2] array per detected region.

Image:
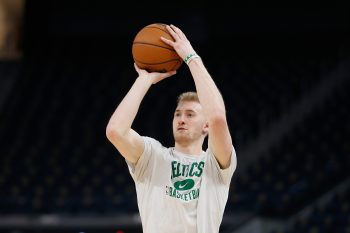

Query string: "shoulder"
[[205, 145, 237, 170], [142, 136, 165, 148], [204, 145, 237, 184], [142, 136, 170, 155]]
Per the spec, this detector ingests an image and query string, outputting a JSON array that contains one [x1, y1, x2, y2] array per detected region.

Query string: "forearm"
[[188, 58, 226, 118], [107, 76, 153, 135]]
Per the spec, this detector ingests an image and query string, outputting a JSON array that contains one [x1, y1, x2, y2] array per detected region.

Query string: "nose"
[[178, 116, 185, 125], [178, 119, 185, 125]]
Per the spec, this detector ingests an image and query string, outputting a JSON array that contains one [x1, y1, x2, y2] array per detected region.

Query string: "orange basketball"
[[132, 23, 183, 73]]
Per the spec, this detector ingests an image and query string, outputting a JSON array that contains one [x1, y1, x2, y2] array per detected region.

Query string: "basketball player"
[[106, 24, 237, 233]]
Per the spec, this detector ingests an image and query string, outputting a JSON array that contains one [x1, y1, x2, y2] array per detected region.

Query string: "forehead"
[[175, 101, 202, 112]]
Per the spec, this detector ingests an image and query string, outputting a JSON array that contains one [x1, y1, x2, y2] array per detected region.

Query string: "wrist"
[[184, 53, 201, 65]]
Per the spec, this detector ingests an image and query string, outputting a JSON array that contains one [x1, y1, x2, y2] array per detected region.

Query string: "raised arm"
[[106, 64, 176, 164], [161, 25, 233, 169]]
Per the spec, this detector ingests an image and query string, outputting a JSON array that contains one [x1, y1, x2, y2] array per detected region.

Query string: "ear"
[[202, 122, 209, 135]]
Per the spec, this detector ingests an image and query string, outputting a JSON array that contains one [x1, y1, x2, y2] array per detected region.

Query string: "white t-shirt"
[[127, 136, 237, 233]]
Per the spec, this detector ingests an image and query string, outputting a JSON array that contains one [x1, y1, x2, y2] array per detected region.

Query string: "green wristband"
[[184, 53, 200, 65]]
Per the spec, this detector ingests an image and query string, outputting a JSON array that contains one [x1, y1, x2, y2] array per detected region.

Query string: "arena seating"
[[269, 182, 350, 233], [227, 78, 350, 217]]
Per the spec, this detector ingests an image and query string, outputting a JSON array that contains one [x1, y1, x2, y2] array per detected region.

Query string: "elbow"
[[106, 124, 123, 142], [208, 109, 227, 125], [105, 125, 115, 142]]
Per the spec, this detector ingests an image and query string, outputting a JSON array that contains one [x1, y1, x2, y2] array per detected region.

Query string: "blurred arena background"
[[0, 1, 349, 233]]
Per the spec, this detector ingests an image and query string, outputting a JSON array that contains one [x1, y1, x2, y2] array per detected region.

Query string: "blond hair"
[[177, 91, 199, 105]]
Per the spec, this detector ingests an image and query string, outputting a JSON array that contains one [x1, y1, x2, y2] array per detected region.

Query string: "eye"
[[187, 113, 193, 117], [175, 112, 181, 117]]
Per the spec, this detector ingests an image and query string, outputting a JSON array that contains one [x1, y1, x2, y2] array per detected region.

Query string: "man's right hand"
[[134, 63, 177, 84]]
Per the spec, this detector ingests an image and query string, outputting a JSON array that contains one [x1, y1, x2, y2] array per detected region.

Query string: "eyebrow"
[[175, 109, 196, 113]]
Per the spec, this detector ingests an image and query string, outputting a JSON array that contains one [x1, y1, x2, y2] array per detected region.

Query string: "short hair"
[[177, 91, 199, 105]]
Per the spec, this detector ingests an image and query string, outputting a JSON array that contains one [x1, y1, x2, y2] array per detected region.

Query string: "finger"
[[160, 70, 177, 79], [154, 71, 177, 84], [170, 24, 185, 39], [166, 25, 180, 40], [160, 36, 174, 47], [165, 70, 177, 77]]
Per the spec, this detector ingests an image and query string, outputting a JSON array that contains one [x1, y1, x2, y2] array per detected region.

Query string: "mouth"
[[177, 127, 187, 131]]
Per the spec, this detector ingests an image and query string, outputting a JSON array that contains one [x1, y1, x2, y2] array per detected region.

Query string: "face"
[[172, 101, 208, 144]]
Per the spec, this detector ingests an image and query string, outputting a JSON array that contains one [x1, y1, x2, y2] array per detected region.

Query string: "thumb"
[[153, 70, 177, 84]]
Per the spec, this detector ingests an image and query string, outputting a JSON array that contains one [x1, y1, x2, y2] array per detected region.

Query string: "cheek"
[[198, 120, 207, 129], [193, 120, 204, 129], [172, 119, 177, 128]]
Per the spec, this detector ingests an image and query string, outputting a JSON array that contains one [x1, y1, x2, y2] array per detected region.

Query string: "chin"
[[174, 134, 189, 143]]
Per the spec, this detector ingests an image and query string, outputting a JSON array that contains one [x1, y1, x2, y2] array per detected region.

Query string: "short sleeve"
[[207, 145, 237, 185], [126, 136, 164, 182]]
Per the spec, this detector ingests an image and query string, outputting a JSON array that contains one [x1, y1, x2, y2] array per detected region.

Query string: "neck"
[[174, 140, 204, 155]]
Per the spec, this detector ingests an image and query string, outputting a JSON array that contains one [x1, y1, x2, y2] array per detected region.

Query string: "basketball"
[[132, 23, 183, 73]]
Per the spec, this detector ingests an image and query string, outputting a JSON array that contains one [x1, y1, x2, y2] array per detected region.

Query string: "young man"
[[106, 24, 237, 233]]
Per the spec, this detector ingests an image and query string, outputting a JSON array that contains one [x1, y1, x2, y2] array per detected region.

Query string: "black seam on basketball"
[[133, 42, 176, 52], [171, 61, 181, 70], [134, 58, 182, 65]]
